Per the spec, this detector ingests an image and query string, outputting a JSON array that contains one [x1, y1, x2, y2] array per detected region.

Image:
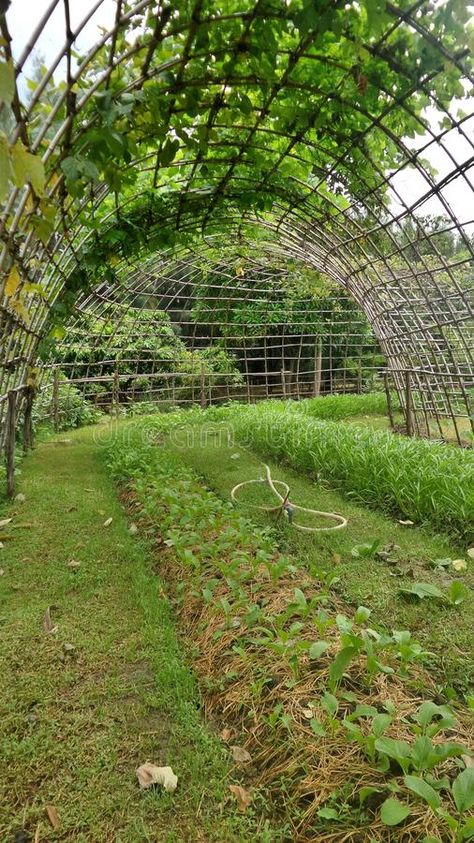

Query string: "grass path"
[[166, 423, 473, 693], [0, 427, 257, 843]]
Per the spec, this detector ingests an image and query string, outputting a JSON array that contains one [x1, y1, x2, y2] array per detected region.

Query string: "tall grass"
[[292, 391, 395, 420], [227, 403, 473, 541]]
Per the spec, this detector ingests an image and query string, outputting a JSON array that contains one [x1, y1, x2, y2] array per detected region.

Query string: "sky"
[[5, 0, 474, 229]]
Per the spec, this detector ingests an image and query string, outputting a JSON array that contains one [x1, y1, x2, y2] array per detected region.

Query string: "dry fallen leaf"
[[136, 763, 178, 792], [219, 728, 233, 742], [67, 559, 81, 570], [398, 519, 414, 526], [462, 754, 474, 768], [302, 708, 313, 719], [42, 607, 57, 634], [229, 784, 252, 812], [15, 493, 26, 503], [231, 745, 252, 764], [0, 568, 4, 576], [45, 804, 60, 829], [0, 518, 12, 528], [103, 517, 113, 527], [467, 548, 474, 560], [129, 523, 138, 534], [452, 559, 467, 572]]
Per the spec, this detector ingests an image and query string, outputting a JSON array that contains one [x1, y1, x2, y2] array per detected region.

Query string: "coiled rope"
[[231, 464, 348, 533]]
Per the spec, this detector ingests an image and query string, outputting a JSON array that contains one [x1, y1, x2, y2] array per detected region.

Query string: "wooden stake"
[[23, 385, 35, 452], [383, 372, 395, 430], [200, 361, 206, 409], [405, 370, 414, 436], [5, 390, 16, 498], [313, 337, 322, 397], [112, 367, 120, 416], [52, 369, 60, 432]]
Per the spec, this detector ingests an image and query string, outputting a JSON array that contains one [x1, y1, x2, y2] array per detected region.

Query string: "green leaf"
[[447, 580, 469, 606], [310, 717, 326, 737], [0, 59, 15, 106], [0, 132, 10, 201], [398, 582, 443, 600], [308, 641, 330, 659], [329, 646, 358, 688], [355, 605, 371, 623], [321, 692, 338, 718], [10, 141, 45, 196], [404, 775, 441, 810], [453, 768, 474, 813], [318, 806, 338, 820], [375, 737, 412, 771], [359, 785, 382, 805], [4, 265, 19, 297], [380, 797, 411, 826]]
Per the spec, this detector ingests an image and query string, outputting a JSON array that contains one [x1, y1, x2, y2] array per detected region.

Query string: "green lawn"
[[0, 426, 272, 842]]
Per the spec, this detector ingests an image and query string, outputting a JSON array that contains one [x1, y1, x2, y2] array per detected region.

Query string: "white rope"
[[231, 464, 348, 533]]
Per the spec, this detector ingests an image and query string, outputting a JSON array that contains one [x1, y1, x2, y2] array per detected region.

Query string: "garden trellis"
[[0, 0, 473, 486]]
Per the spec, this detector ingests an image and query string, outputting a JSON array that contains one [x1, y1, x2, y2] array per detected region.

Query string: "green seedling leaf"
[[398, 582, 443, 601], [452, 767, 474, 813], [329, 646, 358, 688], [375, 737, 411, 772], [310, 717, 326, 737], [321, 692, 338, 718], [359, 786, 382, 805], [447, 580, 469, 606], [459, 817, 474, 840], [351, 539, 380, 558], [355, 605, 371, 623], [380, 797, 411, 826], [308, 641, 330, 659], [404, 775, 441, 810], [318, 807, 338, 820]]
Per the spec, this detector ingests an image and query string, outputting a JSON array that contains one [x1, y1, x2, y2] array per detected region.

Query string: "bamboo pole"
[[23, 385, 35, 452], [384, 372, 395, 430], [112, 367, 120, 416], [405, 370, 414, 437], [313, 337, 322, 397], [5, 390, 16, 498], [52, 369, 60, 432], [200, 361, 206, 409]]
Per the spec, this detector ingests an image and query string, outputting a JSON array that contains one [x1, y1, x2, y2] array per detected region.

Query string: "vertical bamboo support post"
[[281, 368, 287, 399], [384, 372, 395, 430], [405, 370, 414, 436], [112, 367, 120, 417], [23, 385, 35, 453], [5, 390, 16, 498], [357, 359, 362, 395], [313, 337, 322, 397], [52, 369, 60, 432], [200, 361, 206, 409]]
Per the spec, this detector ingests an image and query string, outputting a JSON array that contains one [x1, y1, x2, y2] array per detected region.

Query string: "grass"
[[218, 402, 474, 541], [291, 391, 394, 420], [0, 425, 276, 843], [158, 418, 473, 694]]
